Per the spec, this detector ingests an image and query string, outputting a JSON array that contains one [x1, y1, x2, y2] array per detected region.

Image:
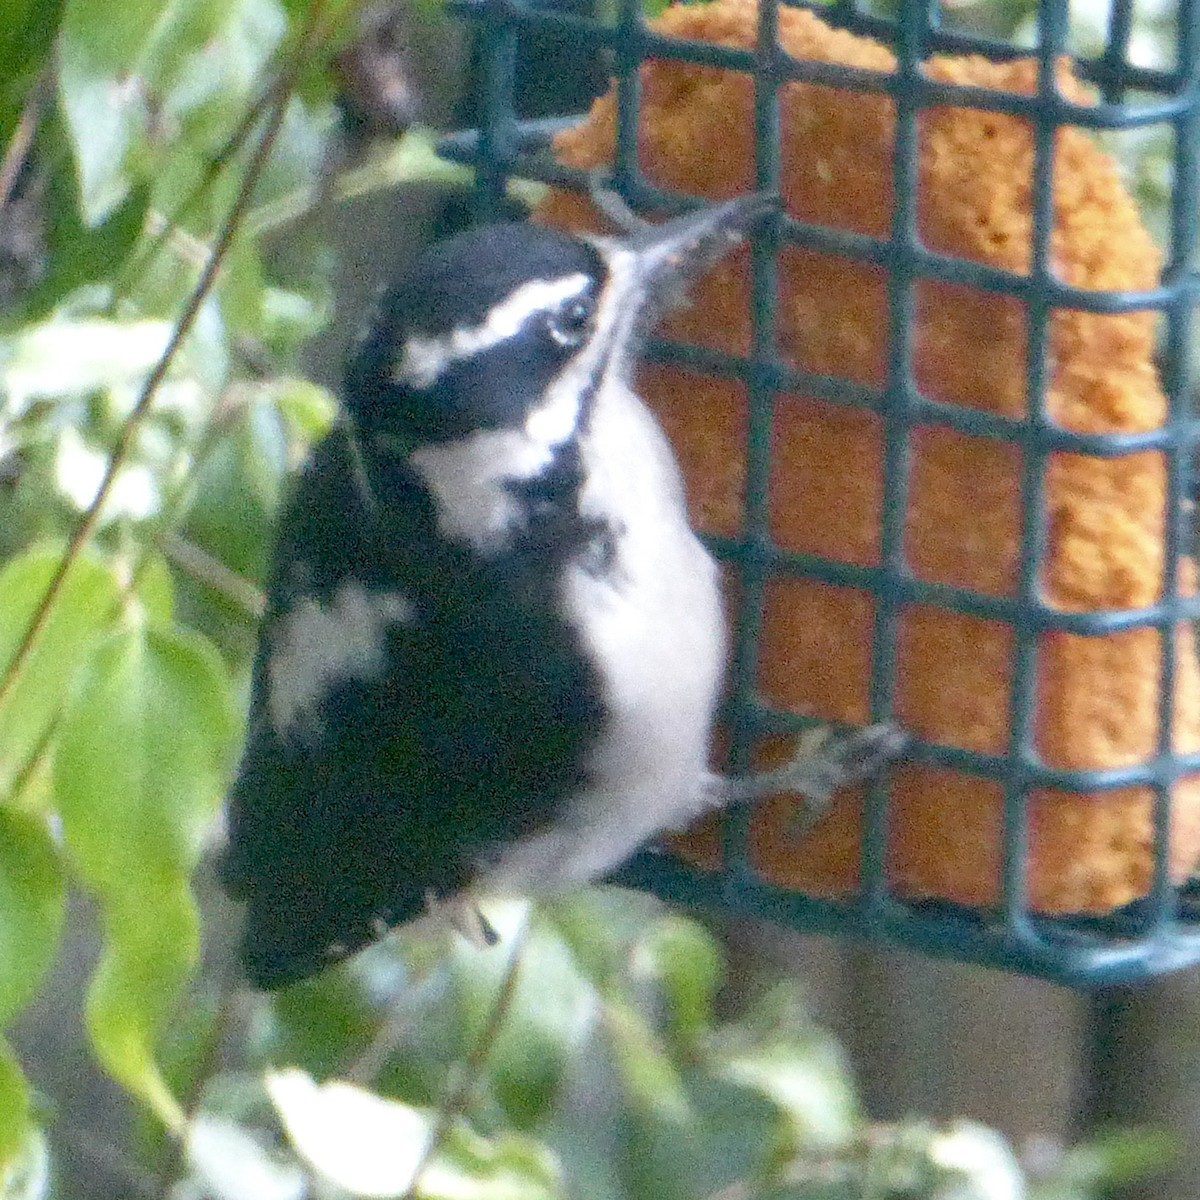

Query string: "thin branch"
[[118, 82, 287, 297], [0, 0, 362, 716], [0, 71, 47, 215], [400, 917, 531, 1200], [0, 87, 293, 718], [153, 989, 241, 1198], [162, 533, 265, 618], [343, 967, 445, 1086], [4, 710, 61, 810]]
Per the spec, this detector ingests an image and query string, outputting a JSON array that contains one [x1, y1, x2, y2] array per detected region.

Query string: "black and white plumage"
[[220, 197, 899, 989]]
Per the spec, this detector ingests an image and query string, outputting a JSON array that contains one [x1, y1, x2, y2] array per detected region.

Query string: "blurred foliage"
[[175, 895, 1155, 1200], [0, 0, 1184, 1196]]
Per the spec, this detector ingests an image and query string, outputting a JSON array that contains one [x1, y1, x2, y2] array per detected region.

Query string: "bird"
[[219, 193, 904, 989]]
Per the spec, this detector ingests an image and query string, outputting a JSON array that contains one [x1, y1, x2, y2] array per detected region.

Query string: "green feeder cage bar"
[[439, 0, 1200, 986]]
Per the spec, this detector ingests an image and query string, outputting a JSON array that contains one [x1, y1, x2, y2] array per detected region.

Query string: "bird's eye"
[[545, 295, 595, 349]]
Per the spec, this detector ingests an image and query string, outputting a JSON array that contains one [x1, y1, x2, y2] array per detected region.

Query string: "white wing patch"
[[393, 273, 590, 389], [268, 582, 415, 737]]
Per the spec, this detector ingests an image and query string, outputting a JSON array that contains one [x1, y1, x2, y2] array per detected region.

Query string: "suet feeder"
[[441, 0, 1200, 985]]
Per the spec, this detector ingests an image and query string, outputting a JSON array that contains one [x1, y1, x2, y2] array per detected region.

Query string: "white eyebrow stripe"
[[393, 272, 592, 389]]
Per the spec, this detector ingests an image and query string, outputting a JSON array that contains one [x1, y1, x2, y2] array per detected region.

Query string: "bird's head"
[[345, 193, 774, 454]]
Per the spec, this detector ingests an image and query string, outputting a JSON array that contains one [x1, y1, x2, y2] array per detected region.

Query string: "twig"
[[3, 710, 61, 811], [400, 917, 531, 1200], [342, 966, 444, 1086], [162, 533, 265, 618], [0, 72, 47, 215], [119, 82, 286, 297], [153, 988, 241, 1198]]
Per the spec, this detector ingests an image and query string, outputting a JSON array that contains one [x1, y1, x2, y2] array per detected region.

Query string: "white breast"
[[488, 378, 726, 890]]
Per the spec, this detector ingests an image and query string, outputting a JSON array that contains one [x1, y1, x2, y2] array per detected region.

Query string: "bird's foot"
[[704, 722, 909, 835]]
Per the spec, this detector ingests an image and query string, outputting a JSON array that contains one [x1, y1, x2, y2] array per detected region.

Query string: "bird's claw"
[[775, 721, 908, 813], [709, 721, 908, 838]]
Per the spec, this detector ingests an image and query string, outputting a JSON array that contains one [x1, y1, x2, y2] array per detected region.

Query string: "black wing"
[[220, 425, 603, 988]]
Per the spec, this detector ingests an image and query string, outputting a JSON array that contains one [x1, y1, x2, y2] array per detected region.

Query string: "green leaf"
[[0, 1120, 48, 1200], [259, 279, 333, 356], [597, 987, 789, 1200], [451, 903, 597, 1127], [134, 553, 175, 625], [57, 623, 236, 886], [159, 0, 287, 142], [0, 543, 121, 798], [0, 1042, 32, 1178], [629, 913, 722, 1048], [54, 624, 236, 1123], [602, 999, 762, 1200], [57, 0, 162, 224], [215, 236, 267, 341], [710, 985, 859, 1153], [30, 160, 146, 317], [131, 0, 233, 101], [87, 886, 197, 1128], [265, 968, 381, 1078], [266, 1068, 564, 1200], [183, 398, 287, 585], [0, 812, 64, 1027], [268, 378, 337, 443], [1, 314, 172, 416], [1036, 1128, 1180, 1197], [174, 396, 287, 660], [543, 888, 664, 989], [275, 0, 360, 52], [330, 128, 473, 208], [57, 0, 277, 225], [250, 94, 335, 215], [603, 997, 690, 1126], [684, 1075, 785, 1191], [0, 0, 63, 84]]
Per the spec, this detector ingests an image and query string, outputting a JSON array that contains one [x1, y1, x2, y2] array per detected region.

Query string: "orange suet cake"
[[536, 0, 1200, 912]]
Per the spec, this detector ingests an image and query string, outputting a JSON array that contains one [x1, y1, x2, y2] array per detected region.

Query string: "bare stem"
[[400, 918, 531, 1200], [162, 534, 265, 618], [119, 78, 289, 297], [117, 0, 372, 300], [0, 71, 47, 215]]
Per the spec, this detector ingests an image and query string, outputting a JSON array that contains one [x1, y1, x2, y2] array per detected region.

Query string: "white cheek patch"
[[393, 273, 591, 389], [401, 244, 645, 556], [410, 429, 553, 552], [268, 582, 415, 737], [525, 387, 582, 447]]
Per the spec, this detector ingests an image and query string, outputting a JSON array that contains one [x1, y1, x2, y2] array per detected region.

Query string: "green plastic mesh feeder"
[[439, 0, 1200, 986]]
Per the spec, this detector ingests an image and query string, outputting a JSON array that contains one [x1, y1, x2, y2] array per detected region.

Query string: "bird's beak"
[[622, 192, 777, 323]]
